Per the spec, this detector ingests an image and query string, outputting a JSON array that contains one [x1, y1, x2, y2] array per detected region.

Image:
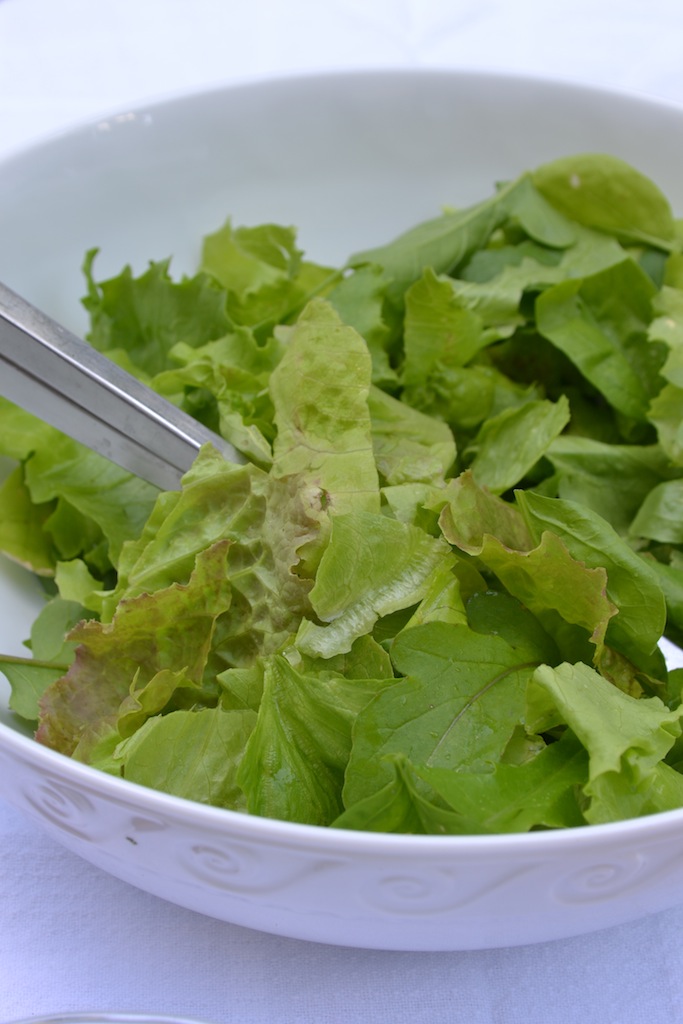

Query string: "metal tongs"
[[0, 281, 239, 491]]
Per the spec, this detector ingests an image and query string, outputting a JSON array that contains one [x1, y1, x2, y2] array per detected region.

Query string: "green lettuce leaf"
[[200, 220, 338, 336], [630, 479, 683, 543], [110, 705, 256, 808], [0, 398, 55, 460], [532, 153, 677, 249], [517, 489, 667, 666], [529, 662, 683, 822], [414, 730, 588, 833], [152, 327, 283, 465], [237, 653, 392, 825], [327, 264, 395, 386], [466, 395, 570, 494], [334, 735, 587, 834], [24, 435, 158, 567], [368, 384, 456, 486], [535, 258, 660, 425], [295, 512, 451, 658], [269, 298, 380, 570], [0, 596, 82, 722], [649, 383, 683, 466], [0, 465, 56, 575], [83, 253, 233, 375], [348, 175, 527, 308], [544, 436, 675, 535], [343, 622, 542, 808]]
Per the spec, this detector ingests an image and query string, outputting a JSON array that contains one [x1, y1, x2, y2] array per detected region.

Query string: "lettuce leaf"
[[342, 622, 543, 809], [528, 662, 683, 822]]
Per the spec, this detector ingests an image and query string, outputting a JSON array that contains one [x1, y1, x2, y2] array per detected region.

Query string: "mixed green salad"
[[2, 152, 683, 834]]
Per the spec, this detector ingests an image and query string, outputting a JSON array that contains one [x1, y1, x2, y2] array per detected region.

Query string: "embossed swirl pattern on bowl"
[[3, 735, 683, 950]]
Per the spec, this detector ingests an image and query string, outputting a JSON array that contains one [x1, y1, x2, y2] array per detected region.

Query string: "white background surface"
[[3, 1, 683, 1021]]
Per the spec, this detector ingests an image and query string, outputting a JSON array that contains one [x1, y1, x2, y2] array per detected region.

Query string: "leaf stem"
[[0, 653, 70, 671], [426, 659, 541, 765]]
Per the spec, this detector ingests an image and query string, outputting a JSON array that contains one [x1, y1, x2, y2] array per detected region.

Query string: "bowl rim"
[[3, 63, 683, 167], [2, 65, 683, 856]]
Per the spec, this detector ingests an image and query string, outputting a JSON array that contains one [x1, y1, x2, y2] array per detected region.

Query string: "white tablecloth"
[[3, 2, 683, 1021]]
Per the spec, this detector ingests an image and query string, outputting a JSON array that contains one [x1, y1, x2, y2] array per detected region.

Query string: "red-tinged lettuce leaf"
[[528, 661, 683, 823], [517, 490, 667, 670], [295, 511, 452, 659], [207, 466, 328, 668], [82, 254, 233, 376], [343, 622, 542, 808], [436, 470, 534, 551], [452, 526, 615, 660], [111, 705, 257, 809], [237, 654, 394, 825], [100, 447, 317, 666], [35, 540, 233, 757], [105, 448, 269, 609]]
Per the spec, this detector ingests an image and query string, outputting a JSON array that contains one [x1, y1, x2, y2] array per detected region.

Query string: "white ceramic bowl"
[[2, 70, 683, 952]]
